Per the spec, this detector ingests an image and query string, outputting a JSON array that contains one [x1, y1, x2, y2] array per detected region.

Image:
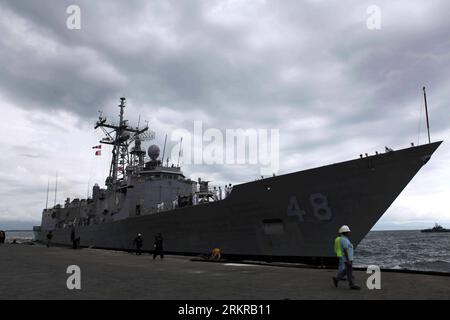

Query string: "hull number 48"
[[287, 193, 333, 222]]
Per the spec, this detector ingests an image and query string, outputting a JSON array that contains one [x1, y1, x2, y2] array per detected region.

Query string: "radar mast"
[[95, 97, 152, 187]]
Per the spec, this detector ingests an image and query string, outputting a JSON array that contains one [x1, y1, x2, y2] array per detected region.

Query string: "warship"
[[421, 223, 450, 233], [34, 97, 442, 265]]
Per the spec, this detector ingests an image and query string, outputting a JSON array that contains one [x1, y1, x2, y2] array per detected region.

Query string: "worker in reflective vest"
[[333, 225, 360, 290], [334, 231, 344, 277], [334, 233, 342, 258]]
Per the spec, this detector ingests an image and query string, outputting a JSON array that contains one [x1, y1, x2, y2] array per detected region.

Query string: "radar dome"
[[148, 145, 160, 161]]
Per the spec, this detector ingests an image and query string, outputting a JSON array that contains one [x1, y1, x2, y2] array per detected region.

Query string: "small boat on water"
[[421, 223, 450, 233]]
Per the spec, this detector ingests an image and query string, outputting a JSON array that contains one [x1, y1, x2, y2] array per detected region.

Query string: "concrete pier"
[[0, 244, 449, 300]]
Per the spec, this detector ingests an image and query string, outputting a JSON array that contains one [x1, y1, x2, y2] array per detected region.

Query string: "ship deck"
[[0, 244, 449, 300]]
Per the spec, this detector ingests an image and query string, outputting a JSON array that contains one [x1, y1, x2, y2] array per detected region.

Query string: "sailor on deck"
[[213, 187, 218, 201], [225, 184, 233, 198]]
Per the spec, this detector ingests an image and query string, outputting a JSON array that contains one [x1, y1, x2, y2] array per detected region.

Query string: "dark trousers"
[[136, 246, 142, 255], [336, 259, 354, 286], [153, 248, 164, 259]]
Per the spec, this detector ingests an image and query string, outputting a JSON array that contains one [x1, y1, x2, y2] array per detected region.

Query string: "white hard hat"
[[339, 225, 351, 233], [138, 233, 142, 236]]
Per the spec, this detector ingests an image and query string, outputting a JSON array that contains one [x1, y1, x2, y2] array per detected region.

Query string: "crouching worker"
[[210, 248, 221, 261]]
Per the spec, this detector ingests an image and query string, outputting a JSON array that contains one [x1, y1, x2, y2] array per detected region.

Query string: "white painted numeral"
[[310, 193, 332, 221], [287, 196, 307, 222]]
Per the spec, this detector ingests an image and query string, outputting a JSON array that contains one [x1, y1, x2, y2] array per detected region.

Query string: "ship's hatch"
[[263, 219, 284, 235]]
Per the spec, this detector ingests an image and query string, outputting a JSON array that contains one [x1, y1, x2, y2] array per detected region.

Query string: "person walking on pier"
[[133, 233, 143, 255], [46, 231, 53, 248], [0, 230, 5, 244], [153, 233, 164, 260], [71, 228, 80, 249], [333, 225, 360, 290], [333, 229, 347, 281], [72, 237, 81, 249]]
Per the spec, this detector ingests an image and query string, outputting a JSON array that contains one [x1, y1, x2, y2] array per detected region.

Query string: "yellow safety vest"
[[334, 236, 342, 257]]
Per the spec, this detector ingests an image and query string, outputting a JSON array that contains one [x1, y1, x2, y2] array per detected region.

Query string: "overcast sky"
[[0, 0, 449, 230]]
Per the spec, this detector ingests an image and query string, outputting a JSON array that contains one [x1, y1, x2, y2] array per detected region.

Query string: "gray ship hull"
[[36, 141, 441, 264]]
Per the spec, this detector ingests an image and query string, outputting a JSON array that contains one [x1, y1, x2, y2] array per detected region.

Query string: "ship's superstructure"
[[41, 98, 219, 231], [35, 98, 442, 264]]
